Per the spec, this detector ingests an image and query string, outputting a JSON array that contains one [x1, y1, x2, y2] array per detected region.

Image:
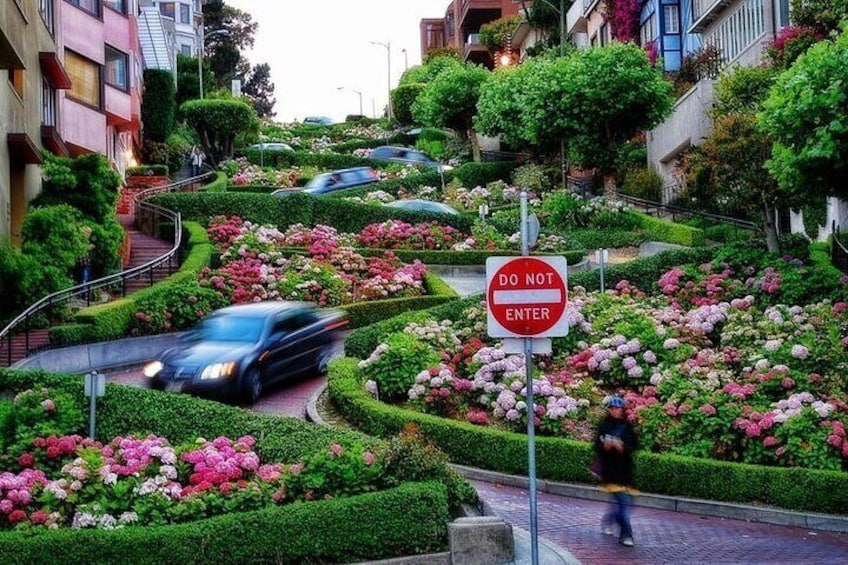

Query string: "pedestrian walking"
[[594, 395, 638, 547], [190, 146, 205, 177]]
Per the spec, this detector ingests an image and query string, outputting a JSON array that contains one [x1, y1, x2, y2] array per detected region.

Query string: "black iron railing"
[[615, 192, 759, 236], [0, 172, 215, 366]]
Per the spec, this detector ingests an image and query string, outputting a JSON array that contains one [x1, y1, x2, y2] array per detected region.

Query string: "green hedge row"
[[237, 149, 373, 170], [328, 132, 418, 154], [327, 358, 848, 514], [48, 222, 215, 346], [198, 171, 229, 193], [628, 211, 705, 247], [357, 247, 587, 267], [0, 369, 450, 563]]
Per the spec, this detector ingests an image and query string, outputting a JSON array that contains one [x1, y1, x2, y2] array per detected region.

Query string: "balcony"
[[105, 84, 132, 127], [567, 0, 589, 35], [689, 0, 735, 34], [459, 0, 502, 24], [463, 33, 490, 65], [61, 97, 108, 155]]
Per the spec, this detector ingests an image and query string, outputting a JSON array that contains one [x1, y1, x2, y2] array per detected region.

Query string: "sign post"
[[84, 370, 105, 440], [486, 192, 569, 565]]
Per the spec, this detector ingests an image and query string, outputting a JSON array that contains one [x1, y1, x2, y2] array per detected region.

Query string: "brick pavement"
[[472, 480, 848, 564]]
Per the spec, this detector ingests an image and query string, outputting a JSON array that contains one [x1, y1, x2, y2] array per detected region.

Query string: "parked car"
[[143, 302, 347, 403], [248, 142, 294, 152], [271, 167, 380, 197], [369, 146, 453, 172], [303, 116, 335, 126], [386, 199, 460, 216]]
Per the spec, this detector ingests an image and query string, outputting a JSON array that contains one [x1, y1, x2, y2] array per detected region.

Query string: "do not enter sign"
[[486, 256, 569, 338]]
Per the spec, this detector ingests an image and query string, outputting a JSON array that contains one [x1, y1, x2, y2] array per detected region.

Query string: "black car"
[[272, 166, 380, 197], [144, 302, 347, 403], [369, 146, 453, 172]]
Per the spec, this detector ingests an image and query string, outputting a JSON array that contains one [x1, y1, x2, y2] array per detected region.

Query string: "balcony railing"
[[690, 0, 736, 33]]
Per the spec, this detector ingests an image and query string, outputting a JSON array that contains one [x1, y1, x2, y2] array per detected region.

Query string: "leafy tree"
[[477, 44, 673, 193], [202, 0, 258, 89], [412, 63, 490, 162], [479, 16, 523, 53], [760, 29, 848, 203], [180, 98, 258, 165], [398, 55, 463, 87], [391, 83, 425, 126], [422, 47, 461, 65], [790, 0, 848, 37], [176, 54, 215, 106], [141, 69, 175, 142], [241, 62, 276, 118], [21, 205, 91, 278]]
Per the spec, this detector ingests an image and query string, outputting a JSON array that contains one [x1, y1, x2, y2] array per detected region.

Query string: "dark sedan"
[[272, 166, 381, 197], [369, 146, 453, 172], [143, 302, 347, 404]]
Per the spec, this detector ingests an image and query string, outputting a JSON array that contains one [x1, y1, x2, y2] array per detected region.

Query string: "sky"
[[226, 0, 450, 123]]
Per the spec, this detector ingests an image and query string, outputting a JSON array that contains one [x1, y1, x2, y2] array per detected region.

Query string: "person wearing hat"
[[594, 395, 639, 547]]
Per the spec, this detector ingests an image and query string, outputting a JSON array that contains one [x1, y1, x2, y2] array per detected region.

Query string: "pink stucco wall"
[[105, 85, 132, 123], [62, 5, 104, 64], [103, 8, 132, 53], [61, 98, 107, 154]]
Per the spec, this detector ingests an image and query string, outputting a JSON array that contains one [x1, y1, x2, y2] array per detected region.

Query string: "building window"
[[42, 79, 57, 127], [65, 50, 101, 107], [39, 0, 55, 34], [66, 0, 100, 16], [159, 1, 175, 18], [103, 0, 125, 13], [664, 5, 680, 34], [8, 69, 25, 99], [599, 22, 609, 46], [180, 44, 193, 56], [640, 11, 657, 45], [105, 46, 128, 90], [180, 3, 191, 23]]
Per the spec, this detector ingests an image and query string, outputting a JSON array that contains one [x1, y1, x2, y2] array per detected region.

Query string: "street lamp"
[[401, 48, 409, 70], [370, 40, 392, 120], [532, 0, 565, 56], [198, 28, 230, 99], [337, 86, 363, 116]]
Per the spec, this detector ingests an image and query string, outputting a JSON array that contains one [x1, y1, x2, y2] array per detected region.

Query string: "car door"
[[283, 309, 326, 377], [263, 313, 300, 383]]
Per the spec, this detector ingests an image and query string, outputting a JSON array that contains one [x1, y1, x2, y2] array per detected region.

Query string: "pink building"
[[59, 0, 142, 175]]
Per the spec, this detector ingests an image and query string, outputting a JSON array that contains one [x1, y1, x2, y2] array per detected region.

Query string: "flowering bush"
[[0, 391, 392, 530], [358, 262, 848, 471], [219, 157, 301, 188]]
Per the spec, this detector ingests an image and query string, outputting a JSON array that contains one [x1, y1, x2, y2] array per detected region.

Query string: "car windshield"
[[196, 315, 265, 343], [306, 174, 329, 188]]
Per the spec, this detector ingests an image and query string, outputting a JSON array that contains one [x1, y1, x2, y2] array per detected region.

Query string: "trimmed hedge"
[[327, 357, 848, 514], [48, 221, 215, 346], [357, 247, 586, 267], [627, 211, 705, 247], [199, 171, 228, 193], [237, 149, 373, 170], [0, 369, 450, 563], [329, 133, 418, 154], [313, 196, 474, 233]]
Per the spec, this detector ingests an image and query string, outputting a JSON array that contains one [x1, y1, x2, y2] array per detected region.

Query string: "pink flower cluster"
[[180, 435, 270, 496], [0, 469, 48, 526], [358, 220, 464, 250], [101, 435, 177, 478]]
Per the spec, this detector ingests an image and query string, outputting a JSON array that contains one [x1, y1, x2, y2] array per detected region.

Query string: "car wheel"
[[243, 367, 263, 404]]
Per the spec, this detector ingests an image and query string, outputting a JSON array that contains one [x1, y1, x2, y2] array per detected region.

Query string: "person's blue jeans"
[[602, 491, 633, 540]]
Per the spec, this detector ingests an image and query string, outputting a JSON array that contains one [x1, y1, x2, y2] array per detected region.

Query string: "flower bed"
[[328, 248, 848, 512], [0, 370, 469, 562]]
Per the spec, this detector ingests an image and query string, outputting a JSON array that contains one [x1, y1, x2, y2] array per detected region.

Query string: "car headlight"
[[200, 362, 238, 380], [143, 361, 164, 378]]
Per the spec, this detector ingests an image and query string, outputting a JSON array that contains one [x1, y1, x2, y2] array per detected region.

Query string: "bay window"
[[65, 50, 101, 107]]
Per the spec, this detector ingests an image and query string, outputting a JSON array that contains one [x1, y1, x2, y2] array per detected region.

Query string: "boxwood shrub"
[[0, 369, 451, 564], [327, 358, 848, 514], [199, 171, 228, 193], [627, 211, 705, 247], [357, 248, 586, 267]]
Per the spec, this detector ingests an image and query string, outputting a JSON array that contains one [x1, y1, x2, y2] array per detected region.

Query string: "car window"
[[306, 174, 329, 188], [198, 315, 265, 343], [272, 314, 301, 334]]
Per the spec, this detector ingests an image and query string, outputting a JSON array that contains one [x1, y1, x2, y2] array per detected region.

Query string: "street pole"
[[370, 41, 393, 120], [520, 191, 540, 565], [198, 35, 204, 99], [402, 48, 408, 70]]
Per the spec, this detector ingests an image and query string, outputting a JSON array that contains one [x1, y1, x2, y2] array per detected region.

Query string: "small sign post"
[[84, 370, 105, 440], [485, 192, 569, 565]]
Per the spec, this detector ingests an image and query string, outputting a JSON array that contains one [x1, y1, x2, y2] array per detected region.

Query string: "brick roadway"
[[472, 480, 848, 564], [104, 364, 848, 564]]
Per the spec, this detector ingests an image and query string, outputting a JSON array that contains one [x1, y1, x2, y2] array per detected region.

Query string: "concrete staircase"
[[0, 215, 175, 367]]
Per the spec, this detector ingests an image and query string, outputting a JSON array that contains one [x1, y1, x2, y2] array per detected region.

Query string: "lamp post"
[[198, 28, 230, 99], [337, 86, 363, 116], [370, 40, 392, 120], [401, 48, 409, 70]]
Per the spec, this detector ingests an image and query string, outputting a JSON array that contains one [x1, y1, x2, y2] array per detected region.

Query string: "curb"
[[310, 384, 848, 535]]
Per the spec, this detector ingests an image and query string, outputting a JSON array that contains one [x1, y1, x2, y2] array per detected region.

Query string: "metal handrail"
[[832, 220, 848, 274], [615, 191, 758, 232], [0, 171, 215, 364]]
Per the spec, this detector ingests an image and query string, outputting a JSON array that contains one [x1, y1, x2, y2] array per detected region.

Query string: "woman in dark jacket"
[[594, 395, 638, 547]]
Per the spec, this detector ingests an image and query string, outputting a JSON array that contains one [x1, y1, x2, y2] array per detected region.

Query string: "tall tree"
[[760, 29, 848, 203], [176, 55, 215, 106], [181, 98, 258, 166], [202, 0, 258, 89], [241, 62, 276, 118], [412, 63, 490, 162]]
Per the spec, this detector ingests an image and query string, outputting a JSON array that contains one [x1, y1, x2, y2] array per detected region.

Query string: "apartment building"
[[420, 0, 525, 68], [1, 0, 70, 244], [59, 0, 143, 177]]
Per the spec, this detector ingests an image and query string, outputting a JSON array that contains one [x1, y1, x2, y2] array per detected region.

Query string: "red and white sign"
[[486, 256, 569, 338]]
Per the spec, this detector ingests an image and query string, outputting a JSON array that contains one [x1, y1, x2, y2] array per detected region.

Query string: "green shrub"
[[21, 205, 91, 276], [361, 333, 441, 401], [141, 69, 176, 142], [129, 279, 229, 335], [511, 164, 551, 193], [778, 232, 811, 261], [621, 167, 663, 201], [200, 171, 228, 193], [452, 161, 518, 188], [392, 83, 425, 126], [327, 356, 848, 514], [566, 229, 646, 250], [627, 211, 705, 246], [126, 165, 169, 176], [0, 244, 61, 325]]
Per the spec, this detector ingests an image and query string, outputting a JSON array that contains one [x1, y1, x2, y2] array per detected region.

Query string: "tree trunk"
[[603, 172, 617, 199], [763, 203, 780, 254], [468, 127, 481, 163]]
